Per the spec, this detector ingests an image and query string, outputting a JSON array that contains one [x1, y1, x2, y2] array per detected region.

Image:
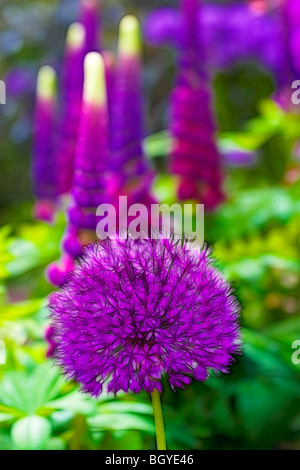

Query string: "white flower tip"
[[83, 52, 106, 105], [36, 65, 56, 100], [66, 22, 86, 50], [118, 15, 142, 56]]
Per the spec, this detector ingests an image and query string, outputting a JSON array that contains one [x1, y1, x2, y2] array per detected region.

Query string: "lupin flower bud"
[[79, 0, 101, 53], [169, 0, 224, 210], [55, 22, 86, 197], [110, 15, 155, 215], [66, 51, 109, 254], [32, 65, 57, 222]]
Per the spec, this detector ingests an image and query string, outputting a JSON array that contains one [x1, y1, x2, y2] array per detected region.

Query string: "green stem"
[[151, 390, 167, 450]]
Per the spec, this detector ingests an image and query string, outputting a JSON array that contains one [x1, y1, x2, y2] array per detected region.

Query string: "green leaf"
[[0, 363, 65, 415], [98, 401, 153, 415], [88, 413, 155, 433], [0, 413, 14, 423], [243, 329, 295, 377], [45, 437, 66, 450], [144, 130, 171, 159], [212, 187, 297, 241], [235, 379, 278, 440], [0, 298, 45, 323], [152, 175, 178, 204], [45, 390, 98, 416], [11, 416, 52, 450]]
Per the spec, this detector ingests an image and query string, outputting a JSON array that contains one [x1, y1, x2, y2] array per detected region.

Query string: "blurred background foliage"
[[0, 0, 299, 450]]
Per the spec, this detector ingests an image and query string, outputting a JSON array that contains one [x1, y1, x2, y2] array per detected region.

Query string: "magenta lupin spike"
[[32, 65, 57, 222], [47, 52, 109, 286], [79, 0, 101, 53], [55, 23, 86, 197], [102, 50, 115, 128], [66, 51, 109, 250], [169, 0, 224, 210], [109, 16, 155, 214]]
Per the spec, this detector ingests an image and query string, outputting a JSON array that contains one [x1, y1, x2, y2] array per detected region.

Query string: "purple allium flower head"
[[79, 0, 101, 53], [168, 0, 224, 209], [67, 52, 109, 240], [55, 23, 86, 197], [32, 65, 57, 222], [49, 235, 241, 396], [109, 16, 155, 214]]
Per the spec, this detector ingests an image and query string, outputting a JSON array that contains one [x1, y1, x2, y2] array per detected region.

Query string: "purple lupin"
[[109, 15, 155, 217], [79, 0, 101, 53], [169, 0, 224, 210], [65, 51, 110, 255], [32, 65, 57, 222], [55, 22, 86, 198], [47, 52, 109, 287]]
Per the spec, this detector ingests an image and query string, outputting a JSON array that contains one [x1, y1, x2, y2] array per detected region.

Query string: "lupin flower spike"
[[110, 15, 155, 216], [32, 65, 57, 222], [49, 235, 241, 449], [144, 2, 285, 81], [55, 22, 86, 197], [79, 0, 101, 53], [284, 0, 300, 77], [47, 52, 109, 286], [168, 0, 224, 209], [65, 51, 109, 255]]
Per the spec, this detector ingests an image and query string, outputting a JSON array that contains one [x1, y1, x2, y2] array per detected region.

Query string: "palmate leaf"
[[11, 415, 52, 450], [0, 428, 14, 450], [211, 186, 298, 242], [0, 413, 14, 423], [98, 401, 153, 415], [234, 375, 300, 444], [221, 254, 300, 283], [243, 328, 297, 376], [264, 317, 300, 343], [44, 390, 98, 417], [234, 378, 280, 441], [44, 437, 66, 450], [0, 362, 65, 415], [0, 220, 64, 281], [88, 413, 154, 433], [88, 398, 154, 434], [0, 298, 45, 323]]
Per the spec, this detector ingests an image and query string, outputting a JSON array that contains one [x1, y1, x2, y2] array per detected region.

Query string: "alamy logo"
[[0, 80, 6, 104], [291, 80, 300, 105], [292, 340, 300, 365], [95, 196, 204, 248]]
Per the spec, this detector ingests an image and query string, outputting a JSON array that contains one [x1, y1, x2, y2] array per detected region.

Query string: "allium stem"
[[151, 390, 167, 450]]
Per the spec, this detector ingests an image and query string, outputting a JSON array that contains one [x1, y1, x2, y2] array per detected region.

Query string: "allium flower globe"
[[49, 236, 241, 397]]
